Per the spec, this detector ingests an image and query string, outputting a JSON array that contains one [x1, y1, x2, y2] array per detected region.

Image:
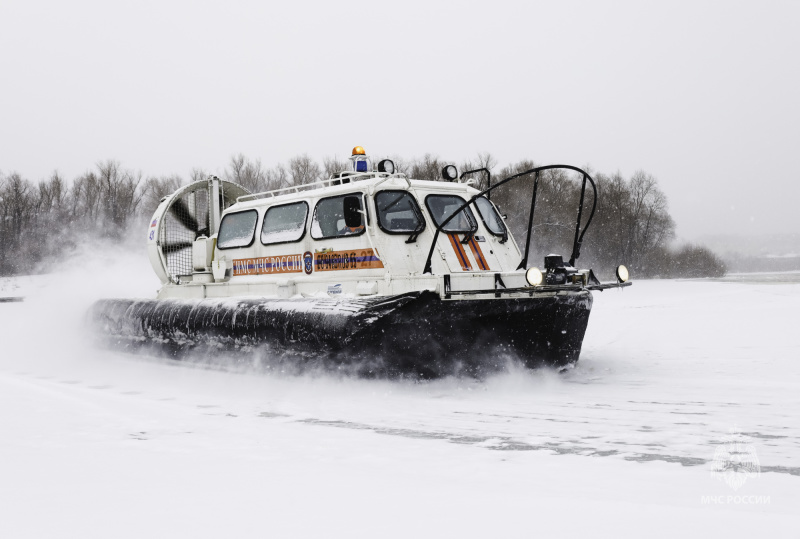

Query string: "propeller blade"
[[169, 198, 199, 232], [163, 241, 193, 251]]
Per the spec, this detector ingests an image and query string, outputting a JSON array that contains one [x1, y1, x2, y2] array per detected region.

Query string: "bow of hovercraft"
[[89, 149, 632, 377]]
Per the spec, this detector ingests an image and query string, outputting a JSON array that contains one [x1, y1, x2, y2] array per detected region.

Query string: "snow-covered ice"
[[1, 249, 798, 537]]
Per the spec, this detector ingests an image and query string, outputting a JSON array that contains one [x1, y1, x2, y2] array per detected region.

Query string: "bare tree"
[[0, 172, 36, 273], [322, 156, 348, 178], [141, 174, 184, 214], [287, 154, 321, 186], [37, 171, 67, 214], [624, 171, 675, 270], [189, 168, 209, 183], [226, 154, 247, 185], [97, 160, 144, 232], [387, 155, 411, 176], [225, 154, 268, 193], [264, 164, 289, 191], [1, 173, 32, 239], [409, 154, 444, 182]]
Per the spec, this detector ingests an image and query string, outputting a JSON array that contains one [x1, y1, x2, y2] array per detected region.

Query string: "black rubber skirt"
[[88, 290, 593, 378]]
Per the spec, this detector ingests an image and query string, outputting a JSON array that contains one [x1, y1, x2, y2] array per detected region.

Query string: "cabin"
[[149, 157, 528, 300]]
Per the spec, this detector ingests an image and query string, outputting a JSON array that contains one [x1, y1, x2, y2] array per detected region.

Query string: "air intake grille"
[[160, 188, 209, 282]]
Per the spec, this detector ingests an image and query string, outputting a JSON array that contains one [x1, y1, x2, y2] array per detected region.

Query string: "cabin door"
[[425, 194, 499, 273], [437, 233, 500, 273]]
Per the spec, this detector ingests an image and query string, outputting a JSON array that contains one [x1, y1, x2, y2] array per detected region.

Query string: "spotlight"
[[526, 267, 543, 286], [616, 264, 629, 283], [378, 159, 395, 174]]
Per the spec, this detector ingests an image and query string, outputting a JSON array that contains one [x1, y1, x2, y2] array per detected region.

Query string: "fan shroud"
[[149, 178, 250, 284]]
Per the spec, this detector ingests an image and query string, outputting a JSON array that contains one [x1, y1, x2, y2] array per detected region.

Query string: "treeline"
[[0, 153, 725, 278], [0, 161, 151, 275]]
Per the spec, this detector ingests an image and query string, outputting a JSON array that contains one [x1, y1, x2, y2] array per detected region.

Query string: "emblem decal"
[[710, 427, 761, 491], [327, 284, 342, 295], [303, 251, 314, 274]]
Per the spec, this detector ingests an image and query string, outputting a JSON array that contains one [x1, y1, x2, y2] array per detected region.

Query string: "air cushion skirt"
[[89, 291, 593, 378]]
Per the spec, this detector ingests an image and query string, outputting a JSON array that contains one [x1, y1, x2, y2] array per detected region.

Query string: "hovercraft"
[[89, 147, 632, 377]]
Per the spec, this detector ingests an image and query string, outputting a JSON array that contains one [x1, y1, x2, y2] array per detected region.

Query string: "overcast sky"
[[1, 0, 798, 239]]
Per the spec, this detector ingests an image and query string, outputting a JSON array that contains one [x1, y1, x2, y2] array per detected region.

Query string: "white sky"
[[1, 0, 798, 239]]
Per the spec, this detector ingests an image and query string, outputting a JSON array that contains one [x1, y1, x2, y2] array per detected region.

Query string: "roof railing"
[[236, 172, 408, 203]]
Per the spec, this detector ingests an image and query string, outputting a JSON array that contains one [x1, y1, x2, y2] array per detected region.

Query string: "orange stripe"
[[447, 234, 472, 271], [468, 238, 490, 271]]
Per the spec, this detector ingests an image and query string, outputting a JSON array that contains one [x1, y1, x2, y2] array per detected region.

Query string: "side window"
[[375, 191, 425, 234], [311, 194, 365, 240], [424, 195, 477, 233], [217, 210, 258, 249], [474, 196, 506, 236], [261, 201, 308, 245]]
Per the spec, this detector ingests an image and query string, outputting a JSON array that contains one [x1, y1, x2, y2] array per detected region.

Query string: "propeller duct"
[[149, 177, 250, 284]]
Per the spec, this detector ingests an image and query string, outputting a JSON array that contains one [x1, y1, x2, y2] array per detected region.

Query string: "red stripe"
[[447, 234, 472, 271], [468, 238, 490, 271]]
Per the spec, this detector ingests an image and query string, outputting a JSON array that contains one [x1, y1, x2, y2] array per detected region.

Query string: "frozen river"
[[1, 252, 798, 537]]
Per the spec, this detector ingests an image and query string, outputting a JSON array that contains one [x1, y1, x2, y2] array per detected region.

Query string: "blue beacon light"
[[351, 146, 368, 172]]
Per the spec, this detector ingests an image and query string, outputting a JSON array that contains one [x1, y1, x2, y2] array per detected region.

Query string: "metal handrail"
[[459, 168, 492, 199], [422, 165, 597, 274], [236, 172, 408, 203]]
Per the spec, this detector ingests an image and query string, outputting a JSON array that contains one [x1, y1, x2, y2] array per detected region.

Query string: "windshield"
[[474, 196, 506, 236], [424, 194, 477, 233], [375, 191, 425, 234]]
